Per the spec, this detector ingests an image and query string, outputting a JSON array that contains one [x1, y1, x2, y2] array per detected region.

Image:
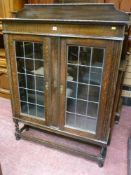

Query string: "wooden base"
[[115, 98, 123, 124], [0, 91, 10, 99], [14, 119, 107, 167]]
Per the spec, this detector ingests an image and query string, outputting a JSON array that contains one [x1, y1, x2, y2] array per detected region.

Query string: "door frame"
[[8, 34, 51, 126], [59, 37, 115, 140]]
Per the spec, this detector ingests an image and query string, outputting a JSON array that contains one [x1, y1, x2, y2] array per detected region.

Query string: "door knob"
[[54, 80, 57, 88]]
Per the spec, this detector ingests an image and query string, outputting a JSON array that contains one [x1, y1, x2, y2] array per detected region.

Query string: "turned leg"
[[115, 112, 120, 124], [20, 125, 30, 132], [107, 133, 111, 146], [97, 145, 107, 167], [25, 125, 29, 131], [14, 119, 21, 140]]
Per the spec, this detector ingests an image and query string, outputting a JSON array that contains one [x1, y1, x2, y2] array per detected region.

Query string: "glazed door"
[[60, 38, 115, 139], [9, 35, 50, 125]]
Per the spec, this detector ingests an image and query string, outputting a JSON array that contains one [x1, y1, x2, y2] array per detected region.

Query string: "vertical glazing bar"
[[86, 47, 93, 116], [32, 42, 37, 117], [95, 49, 105, 125], [75, 46, 80, 126], [23, 41, 29, 115]]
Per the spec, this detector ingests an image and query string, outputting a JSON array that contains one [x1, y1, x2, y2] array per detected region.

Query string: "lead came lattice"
[[65, 45, 105, 133], [15, 41, 45, 119]]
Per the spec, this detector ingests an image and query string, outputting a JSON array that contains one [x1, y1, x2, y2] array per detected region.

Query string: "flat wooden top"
[[2, 3, 129, 25]]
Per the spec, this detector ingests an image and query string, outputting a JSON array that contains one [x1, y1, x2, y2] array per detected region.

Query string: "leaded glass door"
[[60, 38, 113, 137], [9, 35, 50, 125]]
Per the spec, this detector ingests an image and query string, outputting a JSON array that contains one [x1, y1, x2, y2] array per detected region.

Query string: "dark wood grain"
[[2, 3, 129, 166], [28, 0, 55, 3], [50, 37, 60, 127], [10, 4, 129, 25], [58, 0, 104, 2], [27, 0, 131, 12]]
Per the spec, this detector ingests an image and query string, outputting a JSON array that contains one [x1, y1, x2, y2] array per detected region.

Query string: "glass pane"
[[21, 102, 28, 114], [65, 113, 75, 127], [65, 45, 105, 133], [25, 59, 34, 74], [90, 67, 102, 85], [15, 41, 24, 57], [37, 106, 44, 118], [36, 76, 44, 92], [88, 85, 100, 102], [77, 84, 88, 100], [66, 98, 76, 113], [34, 43, 43, 60], [15, 41, 45, 119], [18, 74, 26, 88], [34, 61, 44, 76], [36, 91, 44, 106], [75, 115, 86, 130], [68, 46, 78, 64], [19, 88, 27, 101], [67, 65, 77, 81], [28, 90, 36, 104], [84, 118, 97, 133], [92, 48, 104, 67], [25, 42, 33, 58], [27, 75, 35, 90], [66, 82, 77, 98], [29, 104, 36, 116], [79, 47, 91, 66], [78, 66, 90, 84], [16, 58, 25, 73], [76, 100, 87, 115], [87, 102, 98, 118]]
